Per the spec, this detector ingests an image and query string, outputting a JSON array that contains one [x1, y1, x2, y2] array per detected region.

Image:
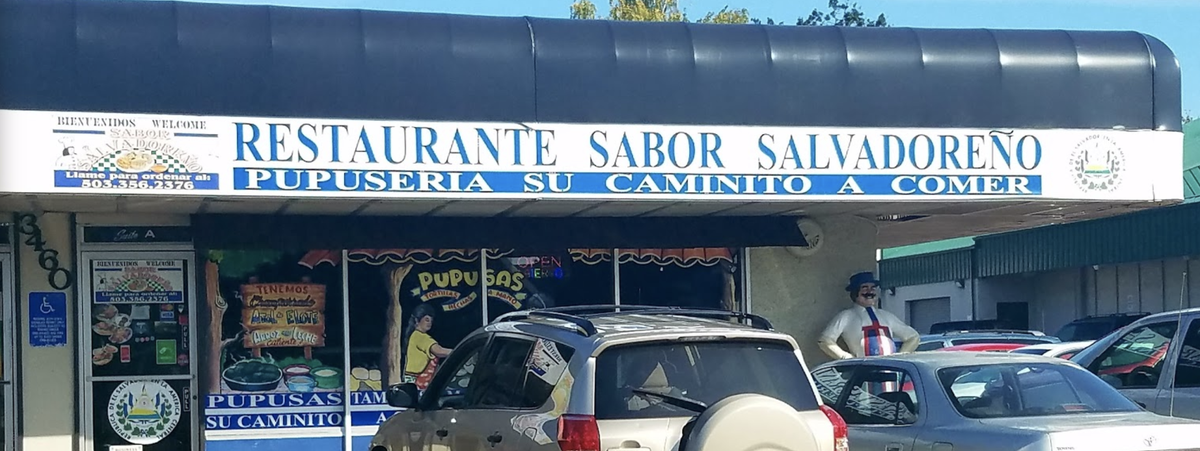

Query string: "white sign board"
[[0, 109, 1182, 201]]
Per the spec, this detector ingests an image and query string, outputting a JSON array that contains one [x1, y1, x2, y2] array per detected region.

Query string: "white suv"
[[369, 305, 849, 451]]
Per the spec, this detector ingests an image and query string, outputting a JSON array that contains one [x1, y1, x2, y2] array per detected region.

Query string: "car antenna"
[[1170, 263, 1188, 418]]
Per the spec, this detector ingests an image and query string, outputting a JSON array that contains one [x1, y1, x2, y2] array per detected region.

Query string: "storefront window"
[[200, 250, 345, 433], [342, 249, 489, 430], [616, 248, 741, 310], [487, 249, 616, 322]]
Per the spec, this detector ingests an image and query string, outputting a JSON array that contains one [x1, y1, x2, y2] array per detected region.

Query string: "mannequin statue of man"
[[818, 272, 920, 360]]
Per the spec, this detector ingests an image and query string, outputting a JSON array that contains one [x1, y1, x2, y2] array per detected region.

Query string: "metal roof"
[[0, 0, 1182, 131]]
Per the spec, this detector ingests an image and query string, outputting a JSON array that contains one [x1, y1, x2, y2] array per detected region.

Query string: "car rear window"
[[594, 339, 819, 419]]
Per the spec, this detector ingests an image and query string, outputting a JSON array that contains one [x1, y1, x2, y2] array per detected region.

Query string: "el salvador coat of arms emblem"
[[107, 380, 182, 445]]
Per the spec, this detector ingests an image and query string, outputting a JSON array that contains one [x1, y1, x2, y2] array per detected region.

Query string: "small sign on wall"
[[29, 292, 67, 347], [108, 445, 144, 451]]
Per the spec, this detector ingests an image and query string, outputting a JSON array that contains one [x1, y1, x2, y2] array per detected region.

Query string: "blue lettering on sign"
[[29, 292, 67, 347], [233, 169, 1041, 197], [205, 392, 344, 410]]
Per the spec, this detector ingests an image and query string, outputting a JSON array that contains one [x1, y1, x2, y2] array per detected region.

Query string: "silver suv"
[[369, 305, 849, 451]]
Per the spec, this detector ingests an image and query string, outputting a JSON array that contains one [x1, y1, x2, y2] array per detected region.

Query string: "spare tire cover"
[[685, 394, 822, 451]]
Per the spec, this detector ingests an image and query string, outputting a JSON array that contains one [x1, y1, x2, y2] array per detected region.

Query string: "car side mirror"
[[386, 383, 420, 409]]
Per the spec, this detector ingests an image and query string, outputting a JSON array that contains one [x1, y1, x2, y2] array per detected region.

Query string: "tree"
[[571, 0, 882, 27], [1186, 111, 1195, 124], [796, 0, 887, 27], [570, 0, 748, 24]]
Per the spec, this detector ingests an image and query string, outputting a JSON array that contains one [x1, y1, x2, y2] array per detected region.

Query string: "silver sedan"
[[812, 352, 1200, 451]]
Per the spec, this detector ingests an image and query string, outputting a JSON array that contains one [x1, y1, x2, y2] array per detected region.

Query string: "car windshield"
[[937, 363, 1140, 419], [594, 339, 819, 419], [1056, 322, 1113, 342]]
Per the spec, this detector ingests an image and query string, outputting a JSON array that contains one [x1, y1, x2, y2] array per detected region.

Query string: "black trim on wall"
[[190, 214, 808, 250]]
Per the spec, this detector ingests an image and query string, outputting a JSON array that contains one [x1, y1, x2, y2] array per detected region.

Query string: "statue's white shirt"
[[819, 305, 919, 358]]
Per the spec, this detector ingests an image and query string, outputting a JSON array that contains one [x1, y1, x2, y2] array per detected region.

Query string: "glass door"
[[1, 252, 14, 451], [80, 252, 197, 451]]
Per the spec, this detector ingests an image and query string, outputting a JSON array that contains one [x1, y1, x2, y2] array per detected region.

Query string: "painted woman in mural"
[[403, 303, 453, 390]]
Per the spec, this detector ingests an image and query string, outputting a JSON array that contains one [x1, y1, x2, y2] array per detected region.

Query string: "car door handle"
[[435, 429, 448, 438], [886, 444, 903, 451]]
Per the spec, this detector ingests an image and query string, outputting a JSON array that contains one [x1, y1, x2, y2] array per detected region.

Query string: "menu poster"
[[93, 260, 187, 304], [240, 283, 327, 349], [90, 259, 190, 377]]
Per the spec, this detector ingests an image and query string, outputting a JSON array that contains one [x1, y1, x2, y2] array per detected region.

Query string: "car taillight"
[[819, 405, 849, 451], [557, 414, 600, 451]]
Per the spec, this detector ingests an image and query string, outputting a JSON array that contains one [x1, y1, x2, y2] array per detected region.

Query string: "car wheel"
[[685, 394, 822, 451]]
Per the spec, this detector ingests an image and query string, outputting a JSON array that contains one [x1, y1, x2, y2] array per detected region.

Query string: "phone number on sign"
[[80, 179, 198, 190]]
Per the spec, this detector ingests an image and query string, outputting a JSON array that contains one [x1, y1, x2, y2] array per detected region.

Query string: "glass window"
[[469, 336, 575, 409], [1088, 321, 1178, 389], [1174, 320, 1200, 389], [938, 363, 1141, 419], [422, 336, 488, 410], [812, 366, 854, 405], [487, 249, 615, 322], [199, 250, 346, 433], [594, 339, 818, 420], [617, 248, 741, 310], [839, 367, 919, 426]]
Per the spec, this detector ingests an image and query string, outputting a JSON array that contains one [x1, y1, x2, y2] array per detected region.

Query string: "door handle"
[[487, 432, 503, 446], [435, 429, 448, 438], [886, 444, 903, 451]]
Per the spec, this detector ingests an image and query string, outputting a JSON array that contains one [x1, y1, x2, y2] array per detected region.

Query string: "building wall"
[[14, 212, 76, 451], [880, 280, 974, 332], [749, 215, 878, 367], [883, 255, 1200, 339]]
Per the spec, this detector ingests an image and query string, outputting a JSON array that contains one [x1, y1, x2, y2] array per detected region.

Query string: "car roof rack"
[[940, 329, 1045, 336], [586, 308, 775, 331], [491, 309, 599, 337], [490, 305, 775, 336]]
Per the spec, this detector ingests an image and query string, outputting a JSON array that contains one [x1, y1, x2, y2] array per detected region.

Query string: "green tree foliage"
[[570, 0, 748, 24], [796, 0, 887, 27], [571, 0, 883, 27]]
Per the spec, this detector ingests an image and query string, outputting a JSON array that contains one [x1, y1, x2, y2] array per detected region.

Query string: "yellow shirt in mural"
[[405, 330, 437, 374]]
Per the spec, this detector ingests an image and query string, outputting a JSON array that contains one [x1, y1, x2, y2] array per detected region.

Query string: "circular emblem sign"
[[1069, 135, 1125, 193], [107, 380, 182, 445]]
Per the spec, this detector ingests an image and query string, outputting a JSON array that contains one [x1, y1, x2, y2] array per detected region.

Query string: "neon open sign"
[[508, 256, 566, 280]]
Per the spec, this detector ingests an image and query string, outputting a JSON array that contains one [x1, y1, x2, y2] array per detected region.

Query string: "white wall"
[[749, 215, 878, 367], [880, 280, 973, 325]]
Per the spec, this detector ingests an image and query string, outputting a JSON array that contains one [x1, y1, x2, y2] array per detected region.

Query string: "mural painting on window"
[[199, 250, 346, 433]]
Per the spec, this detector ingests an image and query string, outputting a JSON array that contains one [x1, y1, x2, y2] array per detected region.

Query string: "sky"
[[157, 0, 1197, 118]]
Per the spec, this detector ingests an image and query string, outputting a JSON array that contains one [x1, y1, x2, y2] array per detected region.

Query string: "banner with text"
[[0, 109, 1182, 201]]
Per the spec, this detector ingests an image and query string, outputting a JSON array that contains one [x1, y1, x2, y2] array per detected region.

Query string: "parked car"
[[938, 342, 1028, 353], [1055, 312, 1150, 342], [1010, 340, 1096, 360], [911, 330, 1060, 352], [369, 305, 848, 451], [928, 319, 1020, 334], [1070, 308, 1200, 420], [812, 352, 1200, 451]]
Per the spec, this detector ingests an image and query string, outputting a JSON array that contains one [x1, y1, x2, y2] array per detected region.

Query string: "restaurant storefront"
[[0, 0, 1185, 450]]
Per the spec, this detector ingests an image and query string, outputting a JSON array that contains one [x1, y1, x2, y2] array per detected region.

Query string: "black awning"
[[0, 0, 1181, 132], [190, 214, 807, 250]]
